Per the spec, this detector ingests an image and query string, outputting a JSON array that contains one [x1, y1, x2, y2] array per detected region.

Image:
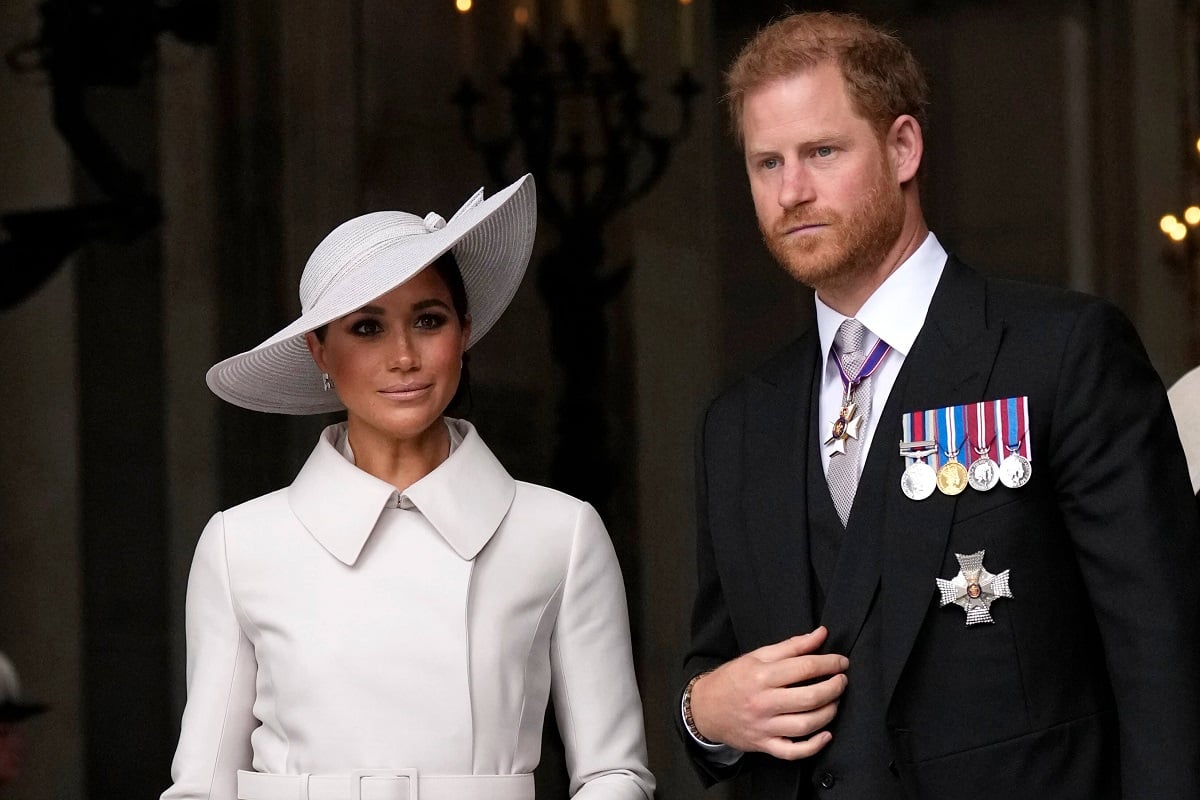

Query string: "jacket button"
[[817, 771, 836, 789]]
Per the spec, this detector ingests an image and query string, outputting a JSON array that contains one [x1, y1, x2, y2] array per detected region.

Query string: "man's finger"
[[752, 626, 830, 662], [765, 653, 850, 689], [761, 730, 834, 761]]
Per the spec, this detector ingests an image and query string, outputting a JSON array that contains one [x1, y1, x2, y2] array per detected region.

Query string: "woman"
[[162, 175, 654, 800]]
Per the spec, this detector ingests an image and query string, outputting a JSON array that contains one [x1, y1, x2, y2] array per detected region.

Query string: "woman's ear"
[[461, 314, 473, 351], [304, 331, 327, 372]]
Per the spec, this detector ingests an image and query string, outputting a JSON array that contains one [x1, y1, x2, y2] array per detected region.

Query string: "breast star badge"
[[824, 402, 863, 455], [936, 550, 1012, 625]]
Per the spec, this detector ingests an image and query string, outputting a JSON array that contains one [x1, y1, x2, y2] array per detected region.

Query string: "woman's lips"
[[378, 382, 433, 400]]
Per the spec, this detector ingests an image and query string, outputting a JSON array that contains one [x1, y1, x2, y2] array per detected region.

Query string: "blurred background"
[[1, 0, 1197, 798]]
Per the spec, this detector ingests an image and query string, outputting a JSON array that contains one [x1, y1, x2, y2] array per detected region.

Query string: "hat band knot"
[[423, 212, 447, 232]]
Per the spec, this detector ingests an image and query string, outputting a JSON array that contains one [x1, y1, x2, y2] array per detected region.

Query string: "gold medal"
[[936, 460, 968, 495]]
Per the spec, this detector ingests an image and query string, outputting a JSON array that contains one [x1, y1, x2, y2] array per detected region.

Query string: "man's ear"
[[888, 114, 924, 184]]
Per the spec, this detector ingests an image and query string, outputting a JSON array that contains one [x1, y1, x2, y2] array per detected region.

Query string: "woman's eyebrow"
[[412, 298, 452, 311]]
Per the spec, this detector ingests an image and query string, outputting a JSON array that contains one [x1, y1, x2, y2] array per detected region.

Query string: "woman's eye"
[[351, 319, 383, 336], [415, 312, 448, 330]]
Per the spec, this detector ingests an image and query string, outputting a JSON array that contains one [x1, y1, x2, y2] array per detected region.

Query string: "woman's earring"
[[322, 373, 333, 392]]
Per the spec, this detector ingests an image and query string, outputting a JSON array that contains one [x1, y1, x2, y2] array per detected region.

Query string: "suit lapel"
[[880, 259, 1005, 705], [743, 335, 821, 641]]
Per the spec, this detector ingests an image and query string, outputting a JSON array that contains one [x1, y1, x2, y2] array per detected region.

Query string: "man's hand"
[[690, 626, 848, 759]]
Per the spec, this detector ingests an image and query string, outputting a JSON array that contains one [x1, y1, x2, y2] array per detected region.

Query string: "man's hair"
[[725, 12, 929, 145]]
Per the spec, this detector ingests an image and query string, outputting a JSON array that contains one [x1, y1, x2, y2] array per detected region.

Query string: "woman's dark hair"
[[311, 250, 473, 415], [432, 251, 472, 415]]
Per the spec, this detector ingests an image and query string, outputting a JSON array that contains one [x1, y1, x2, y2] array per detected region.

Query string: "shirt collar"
[[815, 232, 947, 369], [288, 419, 516, 566]]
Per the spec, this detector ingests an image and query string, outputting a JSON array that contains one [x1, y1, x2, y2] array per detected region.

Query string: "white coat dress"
[[161, 419, 654, 800]]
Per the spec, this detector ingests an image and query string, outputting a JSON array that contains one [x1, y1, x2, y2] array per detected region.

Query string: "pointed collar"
[[815, 231, 948, 369], [288, 419, 516, 566]]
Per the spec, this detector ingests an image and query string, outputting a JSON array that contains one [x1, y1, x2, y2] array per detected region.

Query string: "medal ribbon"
[[937, 405, 967, 463], [900, 410, 936, 466], [830, 336, 891, 399], [968, 401, 996, 460], [1001, 396, 1032, 460]]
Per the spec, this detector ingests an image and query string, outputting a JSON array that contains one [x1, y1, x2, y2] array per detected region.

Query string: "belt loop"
[[297, 772, 310, 800]]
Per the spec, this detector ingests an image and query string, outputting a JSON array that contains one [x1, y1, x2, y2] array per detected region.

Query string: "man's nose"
[[778, 163, 816, 209]]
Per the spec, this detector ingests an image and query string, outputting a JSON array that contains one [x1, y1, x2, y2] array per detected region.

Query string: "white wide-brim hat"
[[207, 174, 536, 414], [1168, 364, 1200, 492]]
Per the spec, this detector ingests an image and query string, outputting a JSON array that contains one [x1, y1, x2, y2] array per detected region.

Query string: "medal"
[[935, 406, 968, 495], [899, 439, 937, 500], [966, 401, 999, 491], [1000, 449, 1032, 488], [902, 460, 937, 500], [824, 399, 863, 456], [936, 550, 1013, 625], [998, 396, 1032, 489], [824, 332, 891, 456]]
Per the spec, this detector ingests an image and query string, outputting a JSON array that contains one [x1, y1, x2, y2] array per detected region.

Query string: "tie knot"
[[834, 318, 868, 357]]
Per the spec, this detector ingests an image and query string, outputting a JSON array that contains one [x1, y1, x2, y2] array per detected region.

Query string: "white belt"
[[237, 770, 535, 800]]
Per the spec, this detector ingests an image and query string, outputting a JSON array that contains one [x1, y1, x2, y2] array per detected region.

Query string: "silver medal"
[[901, 460, 937, 500], [968, 454, 1000, 491], [999, 452, 1032, 488]]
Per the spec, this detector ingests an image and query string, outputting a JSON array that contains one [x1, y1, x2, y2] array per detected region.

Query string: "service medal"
[[937, 460, 968, 495], [999, 452, 1032, 488], [966, 401, 1000, 491], [968, 455, 1000, 491], [901, 460, 937, 500]]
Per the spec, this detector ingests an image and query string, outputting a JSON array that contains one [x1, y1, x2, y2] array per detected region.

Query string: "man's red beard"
[[760, 174, 906, 293]]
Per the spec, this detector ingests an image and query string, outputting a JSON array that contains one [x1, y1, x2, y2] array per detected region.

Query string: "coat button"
[[817, 771, 837, 789]]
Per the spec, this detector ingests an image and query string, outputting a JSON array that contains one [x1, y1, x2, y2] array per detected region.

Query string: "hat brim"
[[206, 174, 536, 414]]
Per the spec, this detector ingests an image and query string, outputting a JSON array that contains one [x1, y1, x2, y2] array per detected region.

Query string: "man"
[[678, 11, 1200, 799], [0, 651, 47, 791]]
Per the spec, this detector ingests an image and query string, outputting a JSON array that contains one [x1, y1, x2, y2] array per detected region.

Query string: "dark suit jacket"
[[680, 258, 1200, 798]]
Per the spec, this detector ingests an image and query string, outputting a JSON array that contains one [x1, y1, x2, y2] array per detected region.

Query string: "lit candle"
[[457, 0, 474, 71], [563, 0, 582, 32], [609, 0, 636, 54], [679, 0, 694, 69]]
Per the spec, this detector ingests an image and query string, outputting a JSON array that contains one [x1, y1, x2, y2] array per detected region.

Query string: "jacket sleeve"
[[549, 502, 655, 799], [161, 512, 257, 800], [676, 399, 745, 786], [1049, 300, 1200, 796]]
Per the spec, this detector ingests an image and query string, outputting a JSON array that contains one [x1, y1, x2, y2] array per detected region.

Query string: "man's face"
[[742, 63, 905, 293]]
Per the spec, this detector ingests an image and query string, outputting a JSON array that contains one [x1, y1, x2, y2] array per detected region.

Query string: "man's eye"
[[761, 157, 780, 170], [814, 146, 834, 158]]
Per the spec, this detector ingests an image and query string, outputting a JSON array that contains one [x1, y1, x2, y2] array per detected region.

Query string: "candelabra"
[[454, 20, 700, 510], [1, 0, 219, 310]]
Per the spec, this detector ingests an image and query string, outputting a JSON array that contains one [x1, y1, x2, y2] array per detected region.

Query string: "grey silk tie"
[[827, 318, 871, 527]]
